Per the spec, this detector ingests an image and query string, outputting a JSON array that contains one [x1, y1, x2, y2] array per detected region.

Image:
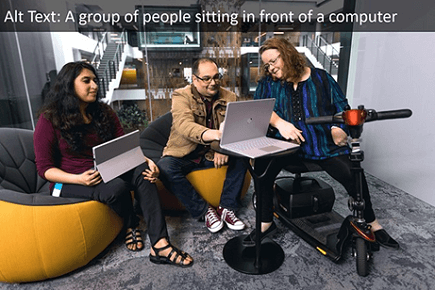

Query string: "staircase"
[[301, 34, 339, 79], [91, 32, 127, 102], [97, 42, 121, 98]]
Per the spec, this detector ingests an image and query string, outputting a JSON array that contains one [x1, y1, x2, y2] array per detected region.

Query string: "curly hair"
[[38, 61, 116, 152], [259, 38, 306, 82]]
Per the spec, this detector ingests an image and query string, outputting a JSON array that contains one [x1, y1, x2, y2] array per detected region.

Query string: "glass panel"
[[137, 5, 201, 50]]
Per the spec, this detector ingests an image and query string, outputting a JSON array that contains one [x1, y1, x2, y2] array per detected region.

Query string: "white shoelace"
[[206, 208, 220, 224], [224, 209, 240, 223]]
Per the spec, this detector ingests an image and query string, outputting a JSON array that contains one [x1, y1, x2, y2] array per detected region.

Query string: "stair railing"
[[91, 32, 109, 69], [316, 35, 340, 61], [302, 34, 339, 76], [98, 31, 127, 99]]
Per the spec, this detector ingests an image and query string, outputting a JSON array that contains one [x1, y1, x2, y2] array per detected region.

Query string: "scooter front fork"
[[349, 219, 375, 260]]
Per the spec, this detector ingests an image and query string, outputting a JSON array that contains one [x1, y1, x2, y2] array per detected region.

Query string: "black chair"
[[266, 126, 334, 201], [274, 162, 335, 219], [139, 112, 185, 210], [0, 128, 49, 196], [140, 111, 173, 164]]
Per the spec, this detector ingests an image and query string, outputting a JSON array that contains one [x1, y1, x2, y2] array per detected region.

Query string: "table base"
[[223, 235, 285, 275]]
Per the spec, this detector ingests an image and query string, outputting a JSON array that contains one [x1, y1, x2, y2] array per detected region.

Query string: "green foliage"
[[116, 102, 148, 130]]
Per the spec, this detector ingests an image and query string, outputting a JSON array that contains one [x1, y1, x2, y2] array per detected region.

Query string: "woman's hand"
[[331, 127, 348, 146], [270, 112, 305, 144], [214, 152, 229, 169], [78, 169, 102, 186], [142, 157, 159, 183], [277, 121, 305, 144]]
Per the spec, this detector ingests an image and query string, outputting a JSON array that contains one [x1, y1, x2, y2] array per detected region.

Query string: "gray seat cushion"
[[0, 128, 87, 206]]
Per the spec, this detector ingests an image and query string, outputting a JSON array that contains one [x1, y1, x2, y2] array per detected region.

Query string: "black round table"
[[216, 145, 299, 274]]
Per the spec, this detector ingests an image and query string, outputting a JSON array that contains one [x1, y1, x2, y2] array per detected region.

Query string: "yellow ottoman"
[[0, 198, 123, 283], [156, 166, 251, 211], [0, 128, 123, 283]]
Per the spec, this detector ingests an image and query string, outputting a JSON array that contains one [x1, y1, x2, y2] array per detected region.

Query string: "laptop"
[[220, 99, 299, 159], [93, 130, 146, 183]]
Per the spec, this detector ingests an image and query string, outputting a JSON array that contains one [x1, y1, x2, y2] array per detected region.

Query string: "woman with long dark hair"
[[34, 61, 193, 267]]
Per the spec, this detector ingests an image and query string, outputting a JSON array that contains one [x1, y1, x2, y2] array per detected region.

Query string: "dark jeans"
[[55, 162, 168, 245], [158, 155, 247, 219], [256, 154, 376, 224]]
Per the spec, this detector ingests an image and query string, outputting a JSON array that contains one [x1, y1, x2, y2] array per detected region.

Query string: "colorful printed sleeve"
[[327, 73, 348, 131]]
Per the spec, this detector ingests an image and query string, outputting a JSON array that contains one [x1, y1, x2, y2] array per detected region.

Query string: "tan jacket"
[[162, 84, 237, 160]]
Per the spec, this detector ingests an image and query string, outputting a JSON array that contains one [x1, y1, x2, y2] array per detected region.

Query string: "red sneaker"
[[205, 206, 223, 233], [217, 206, 245, 231]]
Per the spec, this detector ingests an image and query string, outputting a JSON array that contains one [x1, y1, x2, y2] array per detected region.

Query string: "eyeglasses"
[[194, 73, 223, 84], [264, 54, 281, 71]]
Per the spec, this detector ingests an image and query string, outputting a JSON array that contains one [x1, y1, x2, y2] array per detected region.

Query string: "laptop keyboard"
[[224, 137, 278, 152]]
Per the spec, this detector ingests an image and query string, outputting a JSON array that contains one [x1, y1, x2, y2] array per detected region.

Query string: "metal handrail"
[[91, 32, 109, 69], [316, 35, 340, 59], [302, 35, 338, 75], [98, 31, 127, 98]]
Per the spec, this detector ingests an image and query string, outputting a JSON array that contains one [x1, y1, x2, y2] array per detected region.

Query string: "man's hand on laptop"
[[142, 157, 159, 183], [214, 152, 229, 169], [219, 120, 225, 132], [202, 129, 221, 142]]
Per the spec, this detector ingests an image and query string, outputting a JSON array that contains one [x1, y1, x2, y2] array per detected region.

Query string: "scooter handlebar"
[[305, 108, 412, 125], [305, 115, 337, 124], [366, 109, 412, 122]]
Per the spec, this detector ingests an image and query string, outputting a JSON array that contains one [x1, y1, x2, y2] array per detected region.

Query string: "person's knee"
[[158, 157, 183, 177], [156, 157, 171, 172], [229, 157, 245, 167], [102, 179, 131, 203], [132, 162, 149, 178]]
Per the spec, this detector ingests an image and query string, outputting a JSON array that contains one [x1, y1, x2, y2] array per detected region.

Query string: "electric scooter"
[[270, 105, 412, 276]]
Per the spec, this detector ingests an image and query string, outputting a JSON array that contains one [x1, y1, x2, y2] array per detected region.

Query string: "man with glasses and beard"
[[158, 58, 247, 234]]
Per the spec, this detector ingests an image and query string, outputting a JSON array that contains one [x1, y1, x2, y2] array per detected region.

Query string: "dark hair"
[[38, 61, 116, 152], [259, 38, 306, 82], [192, 58, 218, 76]]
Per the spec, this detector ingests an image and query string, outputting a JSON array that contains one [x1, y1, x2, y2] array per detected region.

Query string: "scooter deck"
[[274, 209, 344, 262]]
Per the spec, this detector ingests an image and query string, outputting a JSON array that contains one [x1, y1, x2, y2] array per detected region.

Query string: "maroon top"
[[34, 111, 124, 187]]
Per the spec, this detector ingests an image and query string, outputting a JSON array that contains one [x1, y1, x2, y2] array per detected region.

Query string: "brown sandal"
[[125, 229, 144, 252], [149, 242, 193, 268]]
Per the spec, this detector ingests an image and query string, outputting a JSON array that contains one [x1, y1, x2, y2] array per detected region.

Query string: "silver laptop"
[[93, 130, 145, 183], [220, 99, 299, 159]]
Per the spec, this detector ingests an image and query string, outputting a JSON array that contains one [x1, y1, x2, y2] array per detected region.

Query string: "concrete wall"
[[347, 32, 435, 206]]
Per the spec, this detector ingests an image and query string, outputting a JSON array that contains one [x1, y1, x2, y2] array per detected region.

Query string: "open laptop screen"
[[220, 98, 276, 146], [93, 130, 145, 183]]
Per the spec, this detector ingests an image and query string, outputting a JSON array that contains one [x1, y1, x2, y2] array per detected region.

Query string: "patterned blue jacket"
[[254, 68, 350, 160]]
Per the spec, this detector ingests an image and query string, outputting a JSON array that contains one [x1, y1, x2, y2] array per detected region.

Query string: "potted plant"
[[116, 101, 148, 133]]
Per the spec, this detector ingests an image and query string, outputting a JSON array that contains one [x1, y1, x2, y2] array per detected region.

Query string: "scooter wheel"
[[355, 237, 369, 276]]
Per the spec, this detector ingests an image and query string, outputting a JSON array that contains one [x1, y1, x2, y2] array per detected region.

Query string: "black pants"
[[56, 162, 168, 245], [255, 154, 376, 224]]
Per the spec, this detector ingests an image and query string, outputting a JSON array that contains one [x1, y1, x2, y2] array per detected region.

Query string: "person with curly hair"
[[243, 38, 399, 250], [34, 61, 193, 267]]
